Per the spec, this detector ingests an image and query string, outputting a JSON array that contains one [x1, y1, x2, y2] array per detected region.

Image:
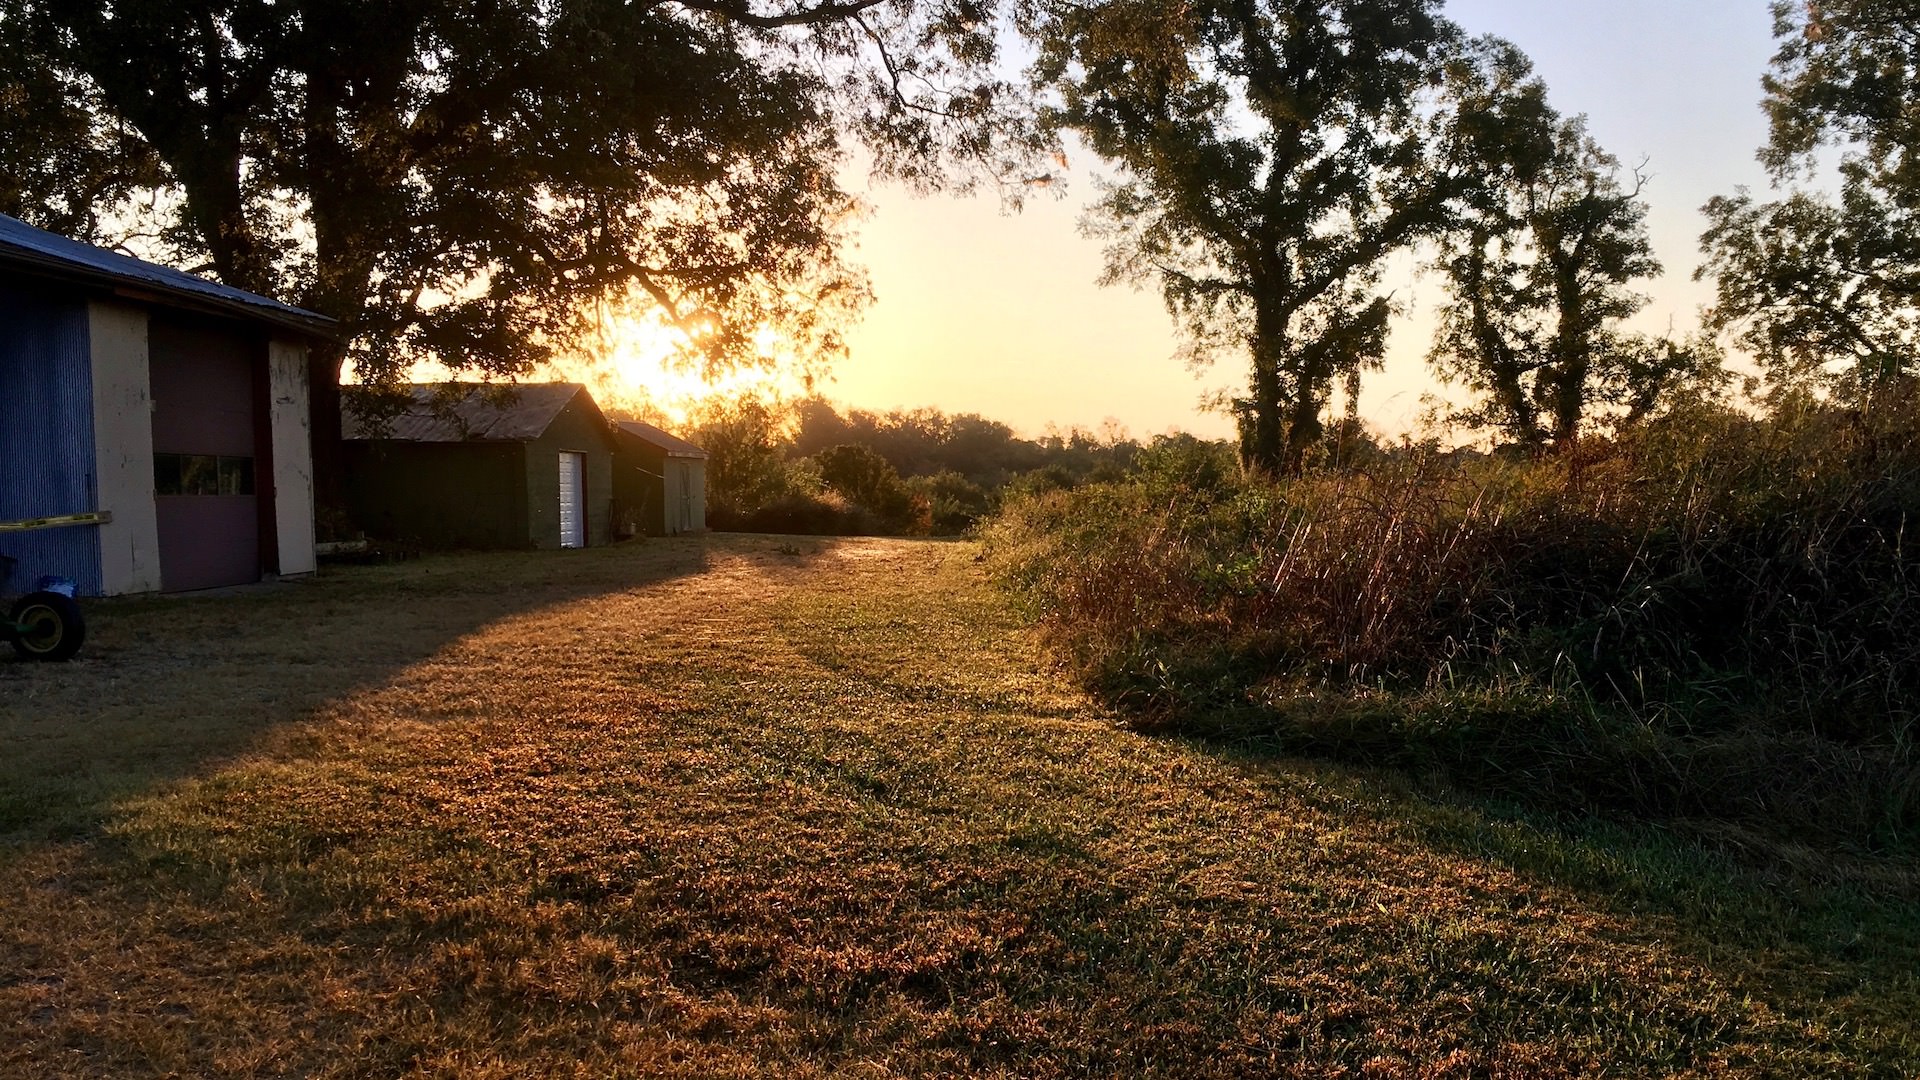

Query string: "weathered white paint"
[[662, 459, 707, 534], [686, 459, 707, 533], [673, 462, 693, 534], [268, 337, 317, 576], [86, 300, 162, 595], [661, 463, 680, 535]]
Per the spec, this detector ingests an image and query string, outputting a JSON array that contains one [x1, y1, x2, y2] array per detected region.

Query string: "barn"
[[342, 383, 618, 549], [612, 420, 709, 537], [0, 213, 332, 596]]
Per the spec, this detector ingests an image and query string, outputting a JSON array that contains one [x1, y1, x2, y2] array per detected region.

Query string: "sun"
[[546, 312, 802, 425]]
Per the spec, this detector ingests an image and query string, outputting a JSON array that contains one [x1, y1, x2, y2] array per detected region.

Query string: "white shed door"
[[676, 463, 695, 532], [558, 451, 586, 548]]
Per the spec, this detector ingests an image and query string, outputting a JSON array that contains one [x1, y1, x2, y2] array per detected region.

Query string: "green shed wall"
[[521, 397, 616, 549], [344, 441, 527, 548], [612, 432, 669, 537]]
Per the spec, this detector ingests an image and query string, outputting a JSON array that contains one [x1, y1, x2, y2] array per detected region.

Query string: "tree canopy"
[[1428, 45, 1711, 450], [0, 0, 1046, 389], [1028, 0, 1545, 473], [1699, 0, 1920, 394]]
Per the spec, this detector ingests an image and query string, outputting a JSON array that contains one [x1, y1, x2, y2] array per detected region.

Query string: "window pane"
[[154, 453, 182, 496], [180, 454, 219, 495], [218, 456, 254, 496]]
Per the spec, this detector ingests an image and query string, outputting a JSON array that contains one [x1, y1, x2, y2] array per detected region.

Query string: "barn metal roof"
[[616, 420, 709, 459], [0, 212, 337, 338], [0, 213, 338, 339], [342, 383, 593, 442]]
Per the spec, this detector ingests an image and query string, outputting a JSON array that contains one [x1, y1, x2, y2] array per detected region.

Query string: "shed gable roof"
[[0, 213, 336, 339], [343, 383, 594, 442], [616, 420, 708, 459]]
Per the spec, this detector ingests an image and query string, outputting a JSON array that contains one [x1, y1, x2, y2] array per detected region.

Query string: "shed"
[[612, 421, 708, 536], [0, 212, 332, 595], [342, 383, 617, 549]]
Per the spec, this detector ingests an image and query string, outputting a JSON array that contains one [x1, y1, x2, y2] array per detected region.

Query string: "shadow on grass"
[[4, 533, 1913, 1075], [0, 535, 775, 849], [1182, 729, 1920, 1050]]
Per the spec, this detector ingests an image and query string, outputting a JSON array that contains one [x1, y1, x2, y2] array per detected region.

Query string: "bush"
[[982, 395, 1920, 853], [687, 395, 1154, 536], [909, 470, 996, 535], [1128, 432, 1242, 495], [810, 443, 929, 534], [690, 403, 930, 537], [1002, 463, 1078, 500], [688, 398, 816, 522], [710, 490, 881, 536]]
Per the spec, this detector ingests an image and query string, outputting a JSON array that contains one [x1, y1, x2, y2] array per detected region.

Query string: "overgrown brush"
[[983, 401, 1920, 853]]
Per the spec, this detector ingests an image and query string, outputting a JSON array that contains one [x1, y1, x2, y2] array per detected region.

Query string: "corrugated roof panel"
[[617, 420, 708, 458], [0, 213, 336, 338], [342, 383, 587, 442]]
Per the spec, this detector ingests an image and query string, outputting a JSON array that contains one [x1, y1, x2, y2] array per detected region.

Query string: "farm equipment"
[[0, 511, 104, 662]]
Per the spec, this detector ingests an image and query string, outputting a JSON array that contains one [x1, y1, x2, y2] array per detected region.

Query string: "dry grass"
[[981, 412, 1920, 851], [1, 535, 1915, 1076]]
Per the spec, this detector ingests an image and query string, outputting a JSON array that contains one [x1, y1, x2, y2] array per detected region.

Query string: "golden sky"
[[822, 0, 1782, 442], [575, 1, 1782, 442]]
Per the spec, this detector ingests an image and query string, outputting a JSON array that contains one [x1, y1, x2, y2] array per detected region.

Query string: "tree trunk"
[[296, 60, 383, 541], [1545, 333, 1590, 449], [307, 341, 348, 540], [1547, 247, 1593, 450], [1242, 357, 1285, 475], [1280, 387, 1323, 475], [1241, 297, 1291, 474]]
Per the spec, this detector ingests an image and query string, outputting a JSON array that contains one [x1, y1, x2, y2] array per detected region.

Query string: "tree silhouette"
[[1028, 0, 1496, 473], [1430, 45, 1710, 450], [1699, 0, 1920, 395], [0, 0, 1047, 504]]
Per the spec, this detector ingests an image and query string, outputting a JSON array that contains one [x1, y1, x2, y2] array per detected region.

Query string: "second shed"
[[343, 383, 617, 549], [612, 420, 708, 537]]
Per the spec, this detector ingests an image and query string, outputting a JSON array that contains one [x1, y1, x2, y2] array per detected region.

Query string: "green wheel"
[[10, 591, 85, 662]]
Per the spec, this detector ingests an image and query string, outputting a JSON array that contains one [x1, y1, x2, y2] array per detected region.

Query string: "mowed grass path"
[[1, 535, 1915, 1077]]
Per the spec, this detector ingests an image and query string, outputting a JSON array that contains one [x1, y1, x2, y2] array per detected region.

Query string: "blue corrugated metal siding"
[[0, 283, 102, 595]]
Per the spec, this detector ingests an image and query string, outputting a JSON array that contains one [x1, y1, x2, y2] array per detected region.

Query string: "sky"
[[814, 0, 1786, 442]]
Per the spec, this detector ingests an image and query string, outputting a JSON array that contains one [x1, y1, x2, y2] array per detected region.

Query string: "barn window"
[[154, 453, 255, 496]]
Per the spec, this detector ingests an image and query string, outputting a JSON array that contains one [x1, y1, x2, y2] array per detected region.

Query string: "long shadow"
[[1177, 727, 1920, 1051], [4, 533, 1908, 1073], [768, 546, 1918, 1053], [0, 535, 769, 851]]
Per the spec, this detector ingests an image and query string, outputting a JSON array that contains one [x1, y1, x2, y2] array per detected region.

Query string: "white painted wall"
[[267, 338, 316, 577], [687, 459, 707, 532], [87, 300, 162, 595], [664, 461, 684, 534], [660, 459, 707, 534]]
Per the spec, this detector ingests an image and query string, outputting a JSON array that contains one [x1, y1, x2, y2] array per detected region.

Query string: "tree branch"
[[662, 0, 891, 30]]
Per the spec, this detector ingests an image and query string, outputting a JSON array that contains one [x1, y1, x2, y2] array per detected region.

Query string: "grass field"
[[2, 535, 1916, 1077]]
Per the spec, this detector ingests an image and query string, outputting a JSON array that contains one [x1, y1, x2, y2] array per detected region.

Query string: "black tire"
[[9, 591, 85, 662]]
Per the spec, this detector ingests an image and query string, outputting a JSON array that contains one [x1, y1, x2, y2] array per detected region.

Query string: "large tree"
[[1429, 48, 1709, 451], [0, 14, 164, 240], [1699, 0, 1920, 395], [0, 0, 1045, 507], [1026, 0, 1498, 473]]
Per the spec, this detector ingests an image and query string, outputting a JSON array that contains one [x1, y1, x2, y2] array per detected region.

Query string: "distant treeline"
[[680, 396, 1180, 536]]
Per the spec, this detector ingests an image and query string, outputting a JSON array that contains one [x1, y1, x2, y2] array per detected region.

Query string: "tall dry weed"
[[983, 399, 1920, 851]]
